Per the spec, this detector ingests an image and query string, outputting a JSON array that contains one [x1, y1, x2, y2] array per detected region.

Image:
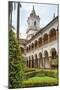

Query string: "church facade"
[[25, 6, 58, 69]]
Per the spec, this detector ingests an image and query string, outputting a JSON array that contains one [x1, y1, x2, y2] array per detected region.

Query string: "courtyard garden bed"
[[22, 68, 58, 88], [25, 68, 58, 79]]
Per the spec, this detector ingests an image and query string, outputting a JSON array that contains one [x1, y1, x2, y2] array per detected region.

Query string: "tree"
[[8, 2, 16, 27], [17, 2, 21, 40], [8, 1, 21, 40], [8, 1, 13, 26], [9, 29, 25, 88]]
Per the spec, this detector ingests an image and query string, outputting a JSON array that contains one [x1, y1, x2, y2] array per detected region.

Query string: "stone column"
[[49, 56, 52, 69], [33, 59, 35, 68], [38, 58, 40, 68], [42, 38, 44, 45], [42, 57, 45, 68], [29, 60, 30, 68], [48, 34, 50, 42], [28, 60, 29, 68], [31, 60, 32, 68], [56, 29, 58, 39], [30, 60, 31, 68], [32, 59, 34, 68], [36, 59, 38, 68]]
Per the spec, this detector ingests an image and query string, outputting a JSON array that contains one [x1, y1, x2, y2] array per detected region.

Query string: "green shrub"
[[35, 70, 45, 77], [25, 68, 35, 73], [25, 71, 38, 79], [25, 69, 58, 79]]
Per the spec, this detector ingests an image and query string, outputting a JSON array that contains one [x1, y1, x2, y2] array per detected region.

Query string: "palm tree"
[[8, 1, 13, 26], [17, 2, 21, 40], [8, 2, 21, 40], [8, 2, 17, 27]]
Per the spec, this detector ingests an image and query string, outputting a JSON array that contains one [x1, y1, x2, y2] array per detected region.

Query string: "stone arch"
[[44, 50, 48, 58], [50, 48, 58, 68], [39, 52, 43, 68], [20, 47, 24, 54], [30, 45, 31, 51], [44, 50, 50, 68], [49, 28, 56, 41], [32, 43, 34, 50], [38, 37, 42, 47], [39, 52, 42, 59], [50, 48, 57, 59], [35, 40, 38, 48], [43, 33, 48, 44]]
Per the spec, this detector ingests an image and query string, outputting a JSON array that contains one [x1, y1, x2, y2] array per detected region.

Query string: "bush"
[[44, 70, 58, 78], [25, 68, 35, 73], [25, 71, 38, 79], [25, 69, 58, 79], [35, 70, 45, 77]]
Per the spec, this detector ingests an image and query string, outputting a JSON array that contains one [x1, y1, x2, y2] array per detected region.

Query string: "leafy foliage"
[[9, 29, 25, 88], [25, 68, 58, 79]]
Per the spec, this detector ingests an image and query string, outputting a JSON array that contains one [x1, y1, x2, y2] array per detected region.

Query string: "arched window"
[[20, 47, 24, 53], [38, 37, 42, 47], [35, 40, 38, 48], [32, 43, 34, 49], [43, 33, 48, 44], [35, 54, 37, 59], [29, 45, 31, 51], [44, 50, 48, 58], [39, 52, 42, 59], [51, 48, 57, 59], [26, 47, 28, 52], [49, 28, 56, 41], [34, 21, 36, 26]]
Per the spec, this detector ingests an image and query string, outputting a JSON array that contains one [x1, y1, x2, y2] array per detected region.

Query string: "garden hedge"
[[25, 68, 58, 79]]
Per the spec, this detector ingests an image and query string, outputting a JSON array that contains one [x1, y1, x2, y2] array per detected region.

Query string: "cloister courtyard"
[[9, 2, 59, 88]]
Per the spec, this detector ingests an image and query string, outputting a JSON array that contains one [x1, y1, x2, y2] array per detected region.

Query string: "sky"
[[12, 2, 58, 39]]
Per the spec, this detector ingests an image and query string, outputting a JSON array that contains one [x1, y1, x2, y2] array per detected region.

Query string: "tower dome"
[[26, 6, 40, 40]]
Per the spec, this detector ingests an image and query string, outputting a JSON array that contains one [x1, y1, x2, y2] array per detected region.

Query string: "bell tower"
[[26, 6, 40, 40]]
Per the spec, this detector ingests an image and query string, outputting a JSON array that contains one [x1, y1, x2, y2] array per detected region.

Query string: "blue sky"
[[12, 2, 58, 39]]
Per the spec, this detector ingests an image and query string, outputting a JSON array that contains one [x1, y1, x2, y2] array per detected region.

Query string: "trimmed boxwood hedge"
[[25, 68, 35, 73], [25, 69, 58, 79]]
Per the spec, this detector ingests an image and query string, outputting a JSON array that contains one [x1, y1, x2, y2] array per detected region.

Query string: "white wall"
[[25, 18, 58, 60]]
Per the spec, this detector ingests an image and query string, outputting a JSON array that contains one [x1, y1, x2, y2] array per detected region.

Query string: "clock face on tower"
[[34, 21, 36, 26]]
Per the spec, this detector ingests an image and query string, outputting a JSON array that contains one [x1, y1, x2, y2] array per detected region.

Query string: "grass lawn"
[[25, 76, 57, 82], [22, 76, 58, 87], [23, 76, 57, 83]]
